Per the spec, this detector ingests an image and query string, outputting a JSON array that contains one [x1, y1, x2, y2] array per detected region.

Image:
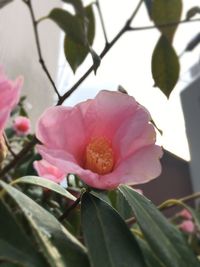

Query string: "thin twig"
[[58, 196, 81, 222], [3, 133, 16, 158], [128, 17, 200, 32], [0, 136, 38, 177], [23, 0, 61, 100], [95, 0, 108, 44], [57, 0, 143, 105]]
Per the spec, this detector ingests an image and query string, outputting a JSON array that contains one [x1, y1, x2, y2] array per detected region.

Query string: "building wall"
[[181, 73, 200, 193]]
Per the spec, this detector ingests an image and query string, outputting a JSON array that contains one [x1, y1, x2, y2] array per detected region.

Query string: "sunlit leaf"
[[81, 192, 145, 267], [152, 35, 180, 97], [0, 181, 90, 267], [12, 176, 76, 201], [119, 185, 200, 267], [152, 0, 182, 42]]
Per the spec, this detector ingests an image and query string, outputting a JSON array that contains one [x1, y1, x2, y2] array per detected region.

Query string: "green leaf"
[[151, 35, 180, 97], [64, 4, 95, 73], [151, 0, 182, 42], [12, 176, 76, 201], [49, 8, 86, 45], [0, 181, 90, 267], [116, 190, 133, 220], [143, 0, 152, 19], [0, 240, 41, 267], [0, 201, 46, 267], [119, 185, 200, 267], [186, 6, 200, 20], [136, 238, 165, 267], [62, 0, 84, 16], [0, 0, 13, 9], [81, 192, 145, 267]]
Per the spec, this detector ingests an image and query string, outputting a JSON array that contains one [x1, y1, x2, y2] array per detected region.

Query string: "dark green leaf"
[[0, 0, 13, 9], [152, 0, 182, 42], [143, 0, 152, 19], [0, 201, 46, 267], [81, 192, 145, 267], [119, 185, 200, 267], [186, 6, 200, 20], [116, 190, 133, 220], [64, 4, 95, 73], [0, 240, 43, 267], [0, 181, 90, 267], [49, 8, 86, 45], [136, 238, 165, 267], [152, 35, 180, 97], [62, 0, 84, 16], [12, 176, 76, 201]]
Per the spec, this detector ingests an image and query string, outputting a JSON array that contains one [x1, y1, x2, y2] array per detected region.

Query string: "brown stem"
[[23, 0, 61, 100], [128, 18, 200, 32], [95, 0, 109, 44], [58, 196, 81, 222], [0, 136, 38, 177], [3, 133, 16, 158]]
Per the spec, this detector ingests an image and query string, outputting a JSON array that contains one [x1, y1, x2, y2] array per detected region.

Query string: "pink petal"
[[33, 159, 66, 183], [37, 144, 99, 185], [95, 145, 163, 189], [113, 106, 155, 161], [83, 90, 139, 139], [0, 72, 23, 133], [36, 105, 88, 163]]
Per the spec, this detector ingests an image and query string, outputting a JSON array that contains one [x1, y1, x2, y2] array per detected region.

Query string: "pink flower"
[[179, 220, 195, 233], [0, 66, 23, 134], [178, 209, 192, 220], [13, 116, 31, 136], [36, 90, 163, 190], [33, 159, 66, 183]]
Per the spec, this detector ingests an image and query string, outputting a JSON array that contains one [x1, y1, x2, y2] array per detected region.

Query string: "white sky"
[[57, 0, 200, 161]]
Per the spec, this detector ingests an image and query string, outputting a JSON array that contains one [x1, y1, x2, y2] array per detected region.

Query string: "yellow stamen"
[[85, 137, 114, 175]]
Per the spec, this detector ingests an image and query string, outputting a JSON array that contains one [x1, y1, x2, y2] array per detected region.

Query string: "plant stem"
[[0, 136, 37, 177], [3, 134, 16, 158], [128, 18, 200, 32], [95, 0, 108, 44], [23, 0, 61, 100]]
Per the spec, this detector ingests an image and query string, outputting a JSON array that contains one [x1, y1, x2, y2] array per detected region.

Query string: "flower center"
[[85, 137, 114, 175]]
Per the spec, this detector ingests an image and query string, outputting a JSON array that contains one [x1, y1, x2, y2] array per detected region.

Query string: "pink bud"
[[13, 116, 30, 136], [178, 209, 192, 220], [179, 220, 195, 233]]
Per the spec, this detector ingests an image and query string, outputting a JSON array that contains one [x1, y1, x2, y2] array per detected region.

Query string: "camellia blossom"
[[36, 90, 163, 190], [179, 220, 195, 233], [33, 159, 66, 183], [0, 66, 22, 134], [178, 209, 192, 220], [13, 116, 31, 136]]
